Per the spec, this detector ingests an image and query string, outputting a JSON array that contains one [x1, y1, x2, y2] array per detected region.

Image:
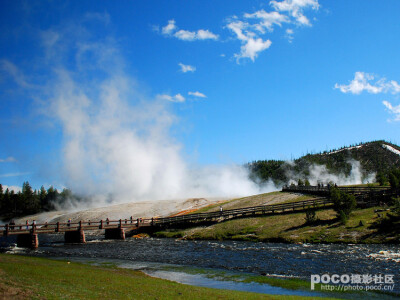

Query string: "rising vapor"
[[31, 17, 275, 208]]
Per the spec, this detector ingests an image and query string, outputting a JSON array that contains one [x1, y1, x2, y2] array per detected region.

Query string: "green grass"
[[0, 254, 334, 300]]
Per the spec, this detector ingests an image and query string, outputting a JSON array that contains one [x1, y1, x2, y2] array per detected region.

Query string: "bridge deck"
[[1, 185, 398, 237]]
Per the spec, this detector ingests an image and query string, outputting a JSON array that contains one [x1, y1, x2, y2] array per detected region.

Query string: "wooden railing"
[[282, 185, 392, 194], [2, 185, 398, 237], [0, 217, 153, 237]]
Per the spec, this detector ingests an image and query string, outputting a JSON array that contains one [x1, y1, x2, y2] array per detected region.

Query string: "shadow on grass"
[[360, 213, 400, 242], [284, 218, 338, 232]]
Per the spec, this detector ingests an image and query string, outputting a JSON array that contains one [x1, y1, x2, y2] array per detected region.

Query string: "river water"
[[3, 235, 400, 298]]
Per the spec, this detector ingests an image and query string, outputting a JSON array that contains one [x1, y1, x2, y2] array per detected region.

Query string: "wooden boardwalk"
[[1, 185, 397, 248]]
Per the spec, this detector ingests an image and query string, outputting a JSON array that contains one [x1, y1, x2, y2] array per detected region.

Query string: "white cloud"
[[335, 72, 400, 95], [197, 29, 219, 40], [158, 93, 186, 103], [188, 91, 207, 98], [161, 20, 218, 41], [226, 1, 319, 63], [227, 21, 272, 62], [270, 0, 320, 26], [244, 10, 289, 32], [178, 63, 196, 73], [383, 100, 400, 122], [0, 157, 17, 163], [174, 29, 197, 41], [238, 37, 272, 62], [227, 21, 249, 42], [162, 19, 177, 35]]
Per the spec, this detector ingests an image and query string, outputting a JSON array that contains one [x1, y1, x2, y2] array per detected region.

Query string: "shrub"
[[330, 187, 356, 224], [305, 206, 317, 224]]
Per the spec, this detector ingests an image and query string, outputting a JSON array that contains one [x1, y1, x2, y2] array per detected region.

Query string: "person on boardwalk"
[[220, 206, 223, 215], [68, 219, 71, 227], [26, 220, 29, 230]]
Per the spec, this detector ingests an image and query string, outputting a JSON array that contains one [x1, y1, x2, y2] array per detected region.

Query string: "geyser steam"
[[49, 72, 273, 206]]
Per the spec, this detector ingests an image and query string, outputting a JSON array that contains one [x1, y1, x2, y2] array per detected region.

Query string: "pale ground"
[[14, 192, 304, 225], [206, 192, 304, 212], [15, 197, 230, 224]]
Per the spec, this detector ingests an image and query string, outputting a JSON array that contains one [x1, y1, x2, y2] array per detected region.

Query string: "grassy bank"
[[0, 254, 333, 299], [154, 205, 399, 244]]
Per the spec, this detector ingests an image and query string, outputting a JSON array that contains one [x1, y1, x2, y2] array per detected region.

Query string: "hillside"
[[248, 140, 400, 186]]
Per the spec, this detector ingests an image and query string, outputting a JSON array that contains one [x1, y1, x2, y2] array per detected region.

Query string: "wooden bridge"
[[1, 185, 397, 249], [282, 185, 392, 196]]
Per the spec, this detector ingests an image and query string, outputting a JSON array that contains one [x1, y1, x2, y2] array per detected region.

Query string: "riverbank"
[[152, 205, 400, 244], [0, 254, 331, 299]]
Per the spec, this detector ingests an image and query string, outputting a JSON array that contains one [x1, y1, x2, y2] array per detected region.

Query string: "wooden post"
[[31, 233, 39, 249], [100, 220, 104, 229], [79, 228, 86, 243], [119, 219, 122, 228], [5, 224, 9, 236], [56, 222, 60, 232]]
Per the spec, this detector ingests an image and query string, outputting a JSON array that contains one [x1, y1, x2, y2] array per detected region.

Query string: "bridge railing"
[[282, 185, 392, 193], [0, 217, 155, 236]]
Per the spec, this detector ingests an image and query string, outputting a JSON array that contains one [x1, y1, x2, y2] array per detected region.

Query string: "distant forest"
[[0, 182, 75, 221], [248, 140, 400, 186]]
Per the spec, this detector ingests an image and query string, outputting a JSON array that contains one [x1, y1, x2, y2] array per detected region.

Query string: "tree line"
[[0, 182, 74, 221]]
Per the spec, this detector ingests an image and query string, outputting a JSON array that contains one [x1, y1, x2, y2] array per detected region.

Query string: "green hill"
[[248, 140, 400, 186]]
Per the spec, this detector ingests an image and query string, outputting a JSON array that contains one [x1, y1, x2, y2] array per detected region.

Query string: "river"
[[3, 235, 400, 298]]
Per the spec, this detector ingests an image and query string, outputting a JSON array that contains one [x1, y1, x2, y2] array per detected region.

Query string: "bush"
[[305, 206, 317, 224], [330, 187, 356, 224]]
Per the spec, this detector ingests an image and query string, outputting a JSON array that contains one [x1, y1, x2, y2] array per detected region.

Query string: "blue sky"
[[1, 0, 400, 193]]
